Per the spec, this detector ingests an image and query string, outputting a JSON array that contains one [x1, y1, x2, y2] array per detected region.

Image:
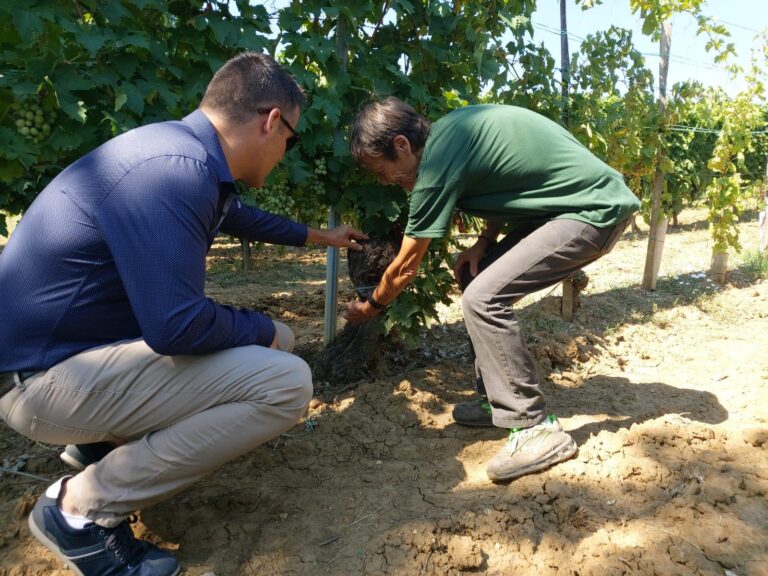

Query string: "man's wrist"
[[367, 294, 387, 310], [477, 233, 496, 245], [305, 227, 329, 246]]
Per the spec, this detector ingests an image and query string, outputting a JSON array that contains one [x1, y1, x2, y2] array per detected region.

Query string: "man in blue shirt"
[[0, 52, 364, 576]]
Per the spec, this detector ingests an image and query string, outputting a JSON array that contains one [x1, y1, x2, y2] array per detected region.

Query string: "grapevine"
[[2, 0, 764, 342]]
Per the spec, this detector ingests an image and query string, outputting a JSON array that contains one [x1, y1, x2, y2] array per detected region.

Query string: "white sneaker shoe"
[[486, 415, 577, 482]]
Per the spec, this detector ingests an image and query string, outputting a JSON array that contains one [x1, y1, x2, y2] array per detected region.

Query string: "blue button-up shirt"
[[0, 109, 308, 371]]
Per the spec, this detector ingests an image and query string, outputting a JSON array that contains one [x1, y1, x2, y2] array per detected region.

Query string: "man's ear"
[[393, 134, 412, 155], [264, 109, 281, 136]]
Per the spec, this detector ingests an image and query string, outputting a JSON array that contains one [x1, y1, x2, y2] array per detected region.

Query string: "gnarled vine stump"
[[312, 234, 402, 391]]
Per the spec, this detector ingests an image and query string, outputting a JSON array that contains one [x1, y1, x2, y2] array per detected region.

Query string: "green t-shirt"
[[405, 105, 641, 238]]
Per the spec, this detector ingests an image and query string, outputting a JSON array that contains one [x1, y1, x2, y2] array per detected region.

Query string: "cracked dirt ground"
[[1, 208, 767, 576]]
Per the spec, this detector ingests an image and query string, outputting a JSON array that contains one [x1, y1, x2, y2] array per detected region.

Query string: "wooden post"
[[559, 0, 570, 126], [241, 238, 251, 270], [711, 250, 728, 284], [562, 280, 575, 321], [760, 156, 768, 252], [559, 0, 576, 320], [641, 21, 672, 291]]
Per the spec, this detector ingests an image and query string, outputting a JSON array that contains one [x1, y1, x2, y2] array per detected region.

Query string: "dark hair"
[[349, 97, 431, 162], [201, 52, 305, 123]]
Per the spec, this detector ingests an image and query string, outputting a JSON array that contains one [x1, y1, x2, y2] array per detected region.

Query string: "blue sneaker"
[[28, 483, 180, 576]]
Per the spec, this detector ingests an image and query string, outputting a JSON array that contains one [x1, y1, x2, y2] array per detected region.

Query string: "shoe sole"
[[28, 512, 89, 576], [454, 419, 495, 428], [59, 452, 86, 472], [487, 438, 578, 482], [452, 407, 495, 428], [28, 513, 181, 576]]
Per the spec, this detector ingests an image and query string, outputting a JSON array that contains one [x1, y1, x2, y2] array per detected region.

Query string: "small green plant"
[[739, 248, 768, 280]]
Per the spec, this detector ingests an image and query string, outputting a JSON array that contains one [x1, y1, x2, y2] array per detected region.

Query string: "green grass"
[[738, 248, 768, 280]]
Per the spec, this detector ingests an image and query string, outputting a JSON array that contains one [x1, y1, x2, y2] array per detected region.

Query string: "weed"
[[738, 248, 768, 281]]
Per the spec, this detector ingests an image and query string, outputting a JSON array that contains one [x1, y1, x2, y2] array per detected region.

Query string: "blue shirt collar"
[[182, 109, 235, 184]]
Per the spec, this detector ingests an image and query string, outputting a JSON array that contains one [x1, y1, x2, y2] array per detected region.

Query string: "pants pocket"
[[577, 225, 605, 256], [28, 416, 120, 445]]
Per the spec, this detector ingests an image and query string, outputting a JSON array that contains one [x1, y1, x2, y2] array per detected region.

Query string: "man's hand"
[[344, 235, 431, 326], [453, 240, 490, 284], [344, 300, 380, 325], [307, 225, 368, 251], [453, 223, 501, 283]]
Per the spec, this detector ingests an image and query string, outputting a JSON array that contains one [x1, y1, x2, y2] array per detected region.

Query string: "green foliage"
[[662, 82, 721, 217], [739, 248, 768, 281], [581, 0, 736, 65], [0, 0, 274, 235], [382, 238, 455, 347], [2, 0, 765, 343], [240, 158, 329, 227], [567, 26, 657, 204], [703, 49, 766, 255]]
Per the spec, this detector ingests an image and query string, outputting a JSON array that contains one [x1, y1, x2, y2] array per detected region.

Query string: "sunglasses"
[[257, 107, 301, 151]]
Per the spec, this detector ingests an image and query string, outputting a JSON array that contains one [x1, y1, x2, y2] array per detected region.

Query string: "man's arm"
[[306, 225, 368, 250], [221, 199, 308, 246], [343, 236, 432, 325], [223, 199, 366, 250], [96, 159, 278, 354]]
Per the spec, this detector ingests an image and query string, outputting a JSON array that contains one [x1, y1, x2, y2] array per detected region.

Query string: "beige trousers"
[[0, 322, 311, 527]]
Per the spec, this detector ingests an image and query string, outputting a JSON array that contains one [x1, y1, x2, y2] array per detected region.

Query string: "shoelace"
[[506, 416, 558, 449], [506, 427, 526, 451], [100, 515, 146, 567]]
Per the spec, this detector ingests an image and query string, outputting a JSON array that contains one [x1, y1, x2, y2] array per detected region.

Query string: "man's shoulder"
[[45, 119, 217, 214], [78, 120, 215, 188], [109, 120, 208, 165], [441, 103, 549, 125]]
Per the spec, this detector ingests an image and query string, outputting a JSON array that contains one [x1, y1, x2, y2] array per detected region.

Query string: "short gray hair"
[[349, 97, 431, 162]]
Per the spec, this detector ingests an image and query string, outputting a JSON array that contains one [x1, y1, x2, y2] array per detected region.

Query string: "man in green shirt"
[[345, 97, 639, 482]]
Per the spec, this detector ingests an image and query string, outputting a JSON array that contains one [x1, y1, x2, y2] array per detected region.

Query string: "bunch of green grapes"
[[256, 179, 296, 217], [314, 157, 327, 177], [13, 100, 56, 143], [307, 158, 326, 198], [296, 158, 329, 225]]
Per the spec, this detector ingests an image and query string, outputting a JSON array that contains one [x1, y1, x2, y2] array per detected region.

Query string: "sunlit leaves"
[[0, 0, 272, 234], [2, 0, 764, 336]]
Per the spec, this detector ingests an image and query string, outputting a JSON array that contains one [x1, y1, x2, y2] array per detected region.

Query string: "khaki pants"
[[0, 322, 311, 527]]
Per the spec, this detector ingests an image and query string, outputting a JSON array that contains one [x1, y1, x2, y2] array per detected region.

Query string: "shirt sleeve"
[[404, 182, 461, 238], [220, 197, 308, 246], [93, 155, 276, 354]]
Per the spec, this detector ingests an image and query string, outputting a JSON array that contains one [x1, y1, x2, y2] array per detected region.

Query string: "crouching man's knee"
[[461, 281, 488, 323], [273, 353, 313, 418], [272, 320, 296, 353]]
